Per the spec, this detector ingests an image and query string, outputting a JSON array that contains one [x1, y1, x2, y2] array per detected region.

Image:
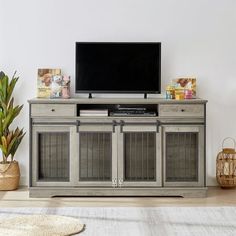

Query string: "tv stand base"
[[28, 97, 207, 198], [29, 187, 207, 198]]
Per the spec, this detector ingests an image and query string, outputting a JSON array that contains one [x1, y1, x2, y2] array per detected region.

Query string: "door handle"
[[118, 178, 123, 187], [120, 120, 125, 133], [112, 120, 117, 133], [76, 120, 80, 133], [112, 178, 117, 187], [156, 120, 161, 133]]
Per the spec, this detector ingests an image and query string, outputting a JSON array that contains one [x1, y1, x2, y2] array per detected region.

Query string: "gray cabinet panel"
[[31, 104, 76, 117], [117, 121, 162, 187], [166, 132, 198, 182], [38, 132, 69, 181], [79, 132, 112, 181], [32, 125, 76, 187], [159, 104, 204, 117], [76, 123, 117, 187], [124, 132, 156, 181], [163, 125, 204, 187]]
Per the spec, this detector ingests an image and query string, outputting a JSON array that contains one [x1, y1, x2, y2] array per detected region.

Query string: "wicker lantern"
[[216, 137, 236, 188]]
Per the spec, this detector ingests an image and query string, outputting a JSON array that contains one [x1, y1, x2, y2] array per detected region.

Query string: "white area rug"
[[0, 207, 236, 236], [0, 215, 84, 236]]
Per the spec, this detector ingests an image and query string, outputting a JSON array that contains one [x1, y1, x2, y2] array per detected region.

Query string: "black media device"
[[75, 42, 161, 97]]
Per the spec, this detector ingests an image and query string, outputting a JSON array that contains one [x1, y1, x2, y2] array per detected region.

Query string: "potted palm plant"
[[0, 71, 25, 190]]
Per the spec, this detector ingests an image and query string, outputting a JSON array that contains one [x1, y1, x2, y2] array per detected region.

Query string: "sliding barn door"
[[117, 120, 161, 187]]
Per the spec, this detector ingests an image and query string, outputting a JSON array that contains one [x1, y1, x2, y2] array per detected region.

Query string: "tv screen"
[[75, 42, 161, 93]]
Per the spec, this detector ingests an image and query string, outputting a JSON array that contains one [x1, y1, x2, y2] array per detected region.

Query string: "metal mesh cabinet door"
[[76, 123, 117, 187], [117, 121, 162, 187], [163, 126, 204, 187], [32, 126, 76, 187]]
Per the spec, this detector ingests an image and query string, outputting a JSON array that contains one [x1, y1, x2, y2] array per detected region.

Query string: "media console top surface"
[[28, 97, 207, 104]]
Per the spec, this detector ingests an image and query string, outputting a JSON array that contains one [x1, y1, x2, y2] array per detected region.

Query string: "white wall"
[[1, 0, 236, 186]]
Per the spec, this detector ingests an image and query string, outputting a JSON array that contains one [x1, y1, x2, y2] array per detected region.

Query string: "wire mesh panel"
[[79, 132, 112, 181], [124, 132, 156, 181], [38, 132, 70, 181], [166, 132, 198, 182]]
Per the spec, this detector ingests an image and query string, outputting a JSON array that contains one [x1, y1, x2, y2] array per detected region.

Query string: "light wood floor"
[[0, 187, 236, 207]]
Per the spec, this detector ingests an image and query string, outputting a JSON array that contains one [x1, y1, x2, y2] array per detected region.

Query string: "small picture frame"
[[37, 69, 61, 98], [173, 77, 196, 96]]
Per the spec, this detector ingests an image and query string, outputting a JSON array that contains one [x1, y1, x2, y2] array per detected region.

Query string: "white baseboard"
[[19, 176, 27, 186]]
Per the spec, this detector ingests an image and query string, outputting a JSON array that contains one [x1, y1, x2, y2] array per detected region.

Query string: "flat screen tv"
[[75, 42, 161, 94]]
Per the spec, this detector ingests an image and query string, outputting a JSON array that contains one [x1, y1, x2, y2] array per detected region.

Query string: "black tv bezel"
[[75, 42, 161, 94]]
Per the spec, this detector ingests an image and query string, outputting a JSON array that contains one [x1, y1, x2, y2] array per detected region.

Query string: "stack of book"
[[79, 109, 109, 117]]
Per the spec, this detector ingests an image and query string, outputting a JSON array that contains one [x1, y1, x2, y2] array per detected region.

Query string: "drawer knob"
[[51, 109, 55, 112], [181, 109, 185, 112]]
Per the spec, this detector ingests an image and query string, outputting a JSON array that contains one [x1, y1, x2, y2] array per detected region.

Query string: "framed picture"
[[173, 77, 196, 96], [37, 69, 61, 98]]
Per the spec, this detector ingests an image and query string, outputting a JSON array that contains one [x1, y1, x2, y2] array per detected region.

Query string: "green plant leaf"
[[10, 130, 26, 158], [2, 75, 8, 102], [0, 144, 7, 156], [8, 97, 14, 110], [0, 112, 3, 137], [7, 77, 18, 104], [1, 136, 7, 149], [6, 135, 17, 157], [2, 105, 23, 131], [0, 71, 5, 80], [6, 131, 13, 145], [0, 71, 25, 161]]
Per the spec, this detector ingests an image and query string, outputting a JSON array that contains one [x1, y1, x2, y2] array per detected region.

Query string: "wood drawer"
[[159, 104, 204, 117], [31, 104, 76, 117]]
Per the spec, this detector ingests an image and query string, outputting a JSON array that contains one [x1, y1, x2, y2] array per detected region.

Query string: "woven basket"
[[216, 137, 236, 188], [0, 161, 20, 190]]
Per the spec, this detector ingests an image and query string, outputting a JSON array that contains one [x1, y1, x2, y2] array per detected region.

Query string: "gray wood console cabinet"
[[28, 98, 207, 197]]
